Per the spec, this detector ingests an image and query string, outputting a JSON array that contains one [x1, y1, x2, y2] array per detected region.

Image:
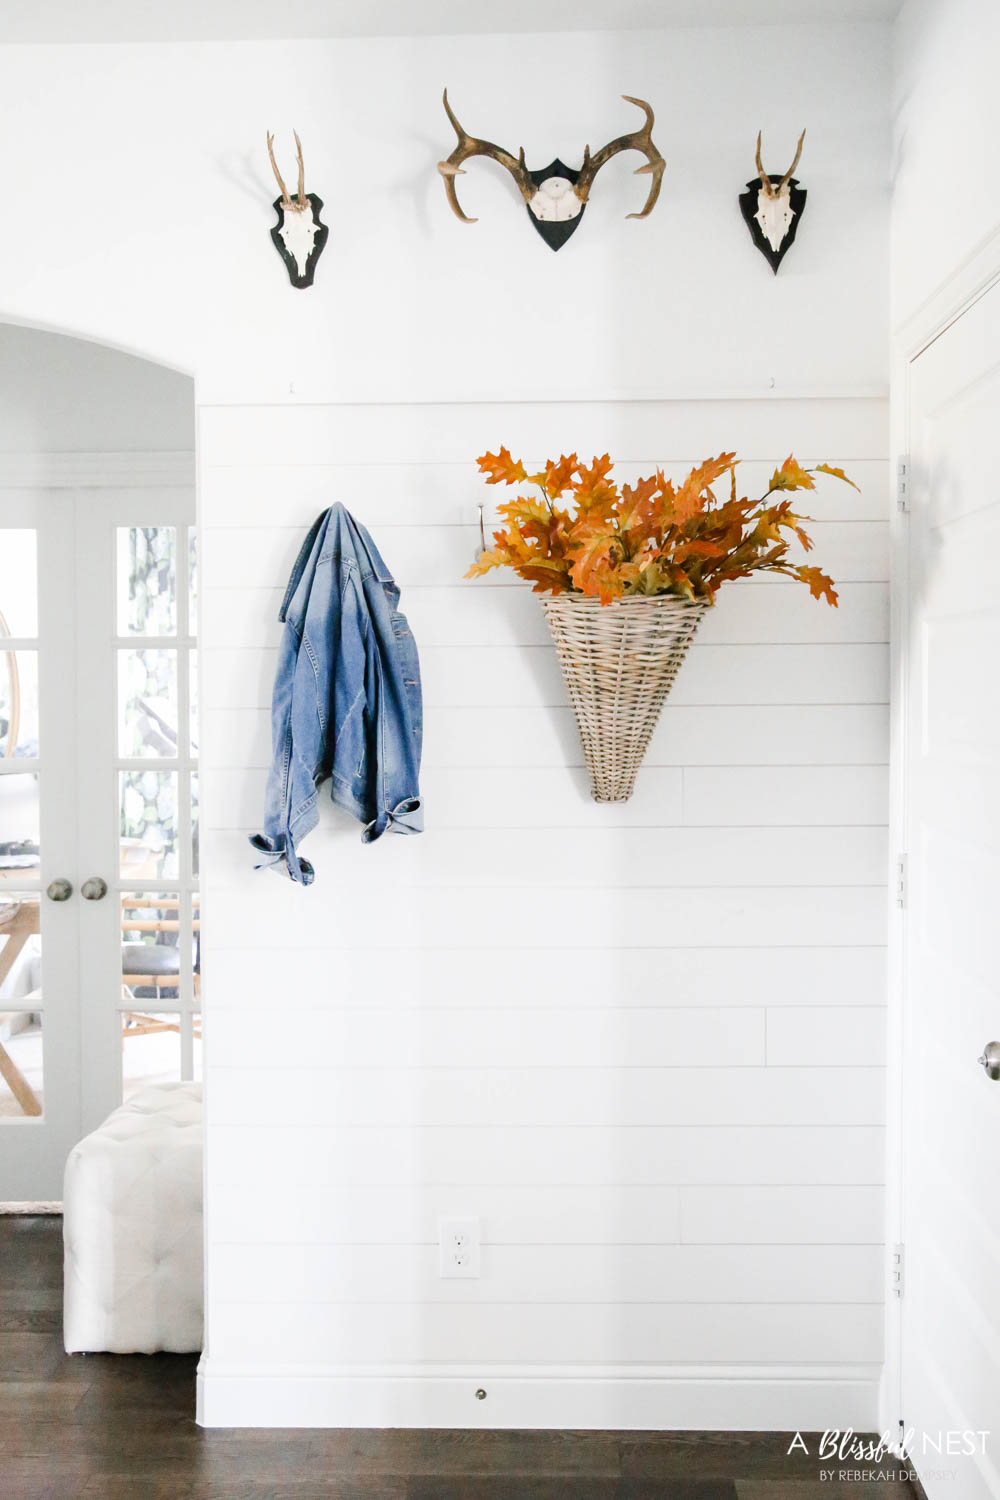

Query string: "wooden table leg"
[[0, 901, 43, 1114], [0, 1039, 41, 1116]]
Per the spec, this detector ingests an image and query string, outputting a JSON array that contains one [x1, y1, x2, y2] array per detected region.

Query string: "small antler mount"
[[266, 129, 329, 289], [739, 129, 807, 275], [437, 91, 665, 251]]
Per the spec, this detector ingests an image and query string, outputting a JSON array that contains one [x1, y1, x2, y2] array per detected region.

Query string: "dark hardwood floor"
[[1, 1215, 915, 1499]]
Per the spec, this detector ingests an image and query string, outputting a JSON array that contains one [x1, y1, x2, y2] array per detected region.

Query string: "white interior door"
[[901, 279, 1000, 1498], [0, 482, 197, 1201], [0, 494, 80, 1199], [76, 493, 201, 1141]]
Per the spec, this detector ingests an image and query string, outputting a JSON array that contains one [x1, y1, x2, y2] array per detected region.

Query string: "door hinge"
[[891, 1242, 904, 1298], [896, 853, 908, 909], [897, 457, 909, 513]]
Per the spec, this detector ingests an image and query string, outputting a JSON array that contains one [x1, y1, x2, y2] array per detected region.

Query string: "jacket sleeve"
[[360, 579, 424, 844], [249, 618, 317, 885], [249, 514, 328, 885]]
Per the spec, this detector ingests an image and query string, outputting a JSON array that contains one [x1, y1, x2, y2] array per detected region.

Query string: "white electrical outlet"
[[438, 1216, 481, 1279]]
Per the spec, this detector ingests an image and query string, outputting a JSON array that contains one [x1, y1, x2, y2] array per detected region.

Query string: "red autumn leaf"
[[573, 454, 619, 516], [543, 454, 579, 499], [793, 565, 839, 607], [518, 560, 574, 593], [568, 523, 622, 601], [813, 463, 860, 491], [477, 447, 528, 486], [768, 454, 816, 492], [619, 475, 661, 542]]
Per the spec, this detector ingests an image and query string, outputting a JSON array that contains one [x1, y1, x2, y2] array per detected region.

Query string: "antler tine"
[[575, 95, 665, 219], [293, 129, 306, 207], [622, 94, 655, 134], [755, 130, 773, 197], [266, 130, 292, 208], [621, 95, 665, 220], [437, 87, 534, 223], [442, 87, 470, 150], [776, 128, 806, 196]]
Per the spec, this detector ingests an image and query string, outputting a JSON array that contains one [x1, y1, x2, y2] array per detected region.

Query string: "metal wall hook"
[[475, 503, 487, 562]]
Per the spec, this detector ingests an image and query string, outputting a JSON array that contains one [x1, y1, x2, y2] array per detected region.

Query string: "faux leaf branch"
[[466, 448, 857, 606]]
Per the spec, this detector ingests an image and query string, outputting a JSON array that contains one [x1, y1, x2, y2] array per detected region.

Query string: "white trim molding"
[[892, 220, 1000, 365], [197, 1359, 881, 1431], [0, 450, 194, 489]]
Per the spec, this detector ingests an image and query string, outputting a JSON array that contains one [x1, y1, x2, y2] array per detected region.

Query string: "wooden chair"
[[121, 895, 200, 1044], [0, 897, 42, 1116]]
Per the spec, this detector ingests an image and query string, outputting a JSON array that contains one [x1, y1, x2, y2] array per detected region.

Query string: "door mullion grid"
[[110, 518, 197, 1102], [113, 636, 196, 650], [176, 521, 197, 1082]]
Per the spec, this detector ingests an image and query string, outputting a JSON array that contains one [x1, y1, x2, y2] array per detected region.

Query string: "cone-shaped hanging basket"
[[542, 593, 709, 803]]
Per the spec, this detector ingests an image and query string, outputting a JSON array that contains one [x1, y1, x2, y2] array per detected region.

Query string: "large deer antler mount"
[[437, 91, 665, 251]]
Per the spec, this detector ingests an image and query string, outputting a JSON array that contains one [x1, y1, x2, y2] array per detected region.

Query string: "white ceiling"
[[0, 0, 903, 44]]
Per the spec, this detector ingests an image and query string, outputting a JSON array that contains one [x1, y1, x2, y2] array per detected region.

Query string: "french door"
[[900, 277, 1000, 1498], [0, 482, 198, 1202]]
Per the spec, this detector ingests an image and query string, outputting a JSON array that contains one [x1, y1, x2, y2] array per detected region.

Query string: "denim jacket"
[[250, 504, 423, 884]]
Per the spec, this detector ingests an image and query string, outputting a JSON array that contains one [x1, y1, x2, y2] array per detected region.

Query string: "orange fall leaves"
[[467, 447, 854, 607]]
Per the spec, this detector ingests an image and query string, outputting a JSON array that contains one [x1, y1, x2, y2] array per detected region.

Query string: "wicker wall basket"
[[541, 593, 709, 803]]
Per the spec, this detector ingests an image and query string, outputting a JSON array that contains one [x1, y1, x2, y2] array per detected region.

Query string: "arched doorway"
[[0, 324, 197, 1201]]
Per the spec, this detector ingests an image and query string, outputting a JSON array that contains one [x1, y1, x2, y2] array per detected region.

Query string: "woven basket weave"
[[542, 593, 709, 803]]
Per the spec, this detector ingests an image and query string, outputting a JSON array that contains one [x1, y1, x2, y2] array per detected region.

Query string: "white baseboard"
[[197, 1359, 880, 1431]]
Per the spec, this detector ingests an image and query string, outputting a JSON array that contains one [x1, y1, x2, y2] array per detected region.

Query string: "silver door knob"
[[46, 878, 72, 902], [977, 1041, 1000, 1081], [81, 877, 108, 901]]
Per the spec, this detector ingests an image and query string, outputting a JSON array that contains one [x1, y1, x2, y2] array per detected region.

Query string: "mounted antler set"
[[438, 91, 665, 251], [260, 110, 810, 283], [266, 130, 329, 289], [740, 129, 807, 274]]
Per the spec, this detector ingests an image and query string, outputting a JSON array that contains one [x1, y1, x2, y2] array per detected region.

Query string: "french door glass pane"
[[0, 893, 43, 1119], [119, 770, 178, 880], [0, 649, 39, 756], [121, 1011, 181, 1099], [0, 772, 40, 867], [117, 648, 179, 758], [0, 1011, 43, 1118], [0, 530, 38, 636], [121, 892, 181, 1004], [190, 772, 200, 879], [188, 648, 198, 756], [188, 527, 198, 628], [117, 527, 177, 637], [0, 892, 42, 1000]]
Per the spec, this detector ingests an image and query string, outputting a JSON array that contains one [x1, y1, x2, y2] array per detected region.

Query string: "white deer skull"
[[266, 130, 329, 289], [740, 129, 807, 275]]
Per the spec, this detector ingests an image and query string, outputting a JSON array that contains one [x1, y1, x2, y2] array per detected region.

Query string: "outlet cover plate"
[[438, 1216, 481, 1279]]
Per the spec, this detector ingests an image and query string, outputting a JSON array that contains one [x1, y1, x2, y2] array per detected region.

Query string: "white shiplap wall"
[[197, 395, 889, 1428]]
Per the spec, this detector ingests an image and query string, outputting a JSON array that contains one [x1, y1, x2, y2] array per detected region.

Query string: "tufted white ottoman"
[[63, 1081, 203, 1353]]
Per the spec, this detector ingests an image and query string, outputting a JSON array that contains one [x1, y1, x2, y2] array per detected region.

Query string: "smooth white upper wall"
[[892, 0, 1000, 327], [0, 326, 192, 452], [0, 25, 888, 403]]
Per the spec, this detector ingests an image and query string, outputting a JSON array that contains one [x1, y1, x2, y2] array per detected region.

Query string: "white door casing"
[[899, 280, 1000, 1499]]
